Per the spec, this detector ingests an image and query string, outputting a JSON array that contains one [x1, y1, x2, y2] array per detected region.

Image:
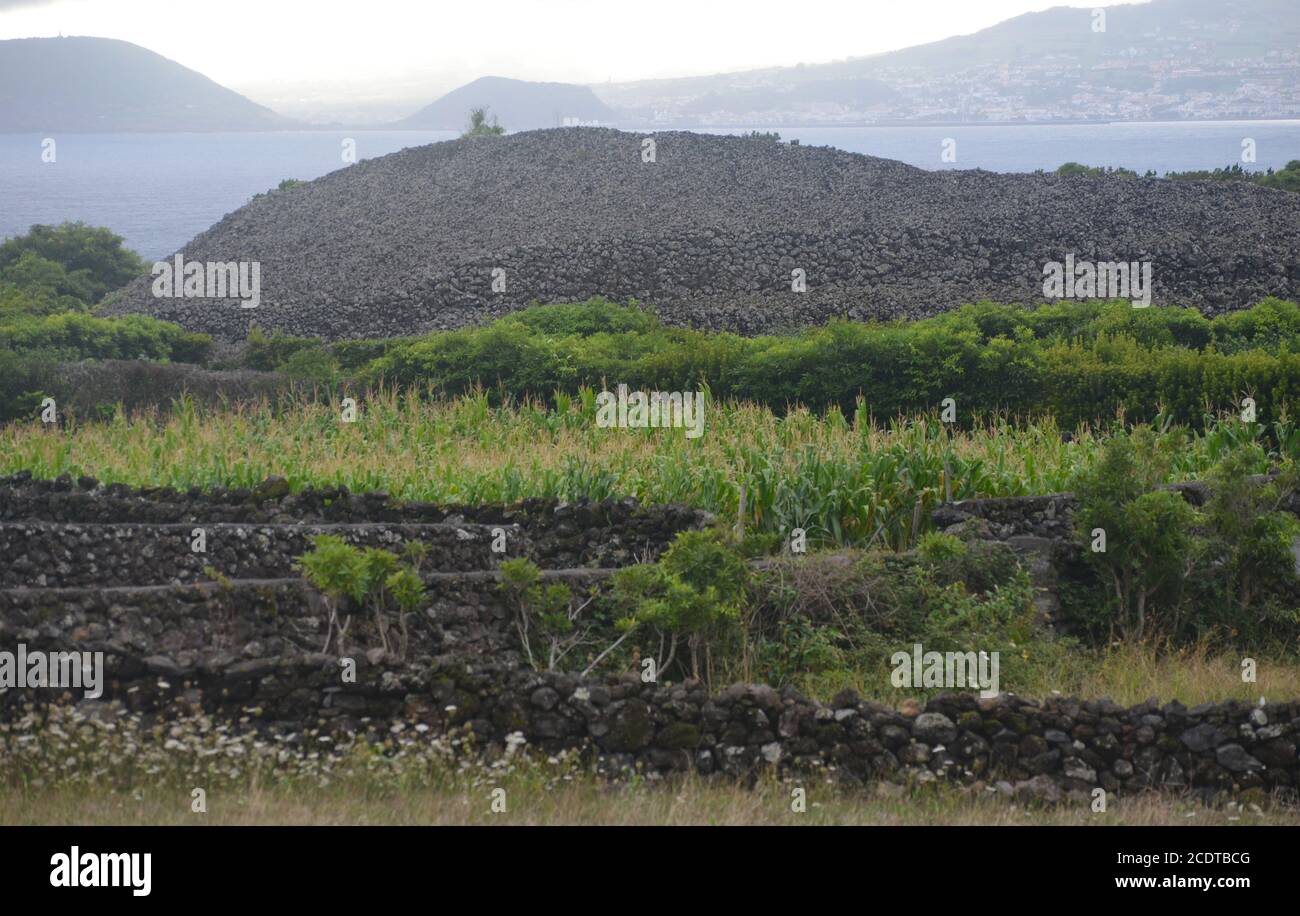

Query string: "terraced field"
[[3, 472, 1298, 812]]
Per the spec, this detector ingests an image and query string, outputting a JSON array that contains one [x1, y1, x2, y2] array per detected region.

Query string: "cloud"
[[0, 0, 60, 10]]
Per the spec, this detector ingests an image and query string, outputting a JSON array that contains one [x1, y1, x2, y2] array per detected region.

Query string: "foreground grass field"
[[3, 776, 1295, 826]]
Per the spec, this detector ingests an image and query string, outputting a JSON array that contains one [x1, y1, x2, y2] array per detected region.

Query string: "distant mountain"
[[397, 76, 616, 130], [0, 36, 298, 132], [596, 0, 1300, 124]]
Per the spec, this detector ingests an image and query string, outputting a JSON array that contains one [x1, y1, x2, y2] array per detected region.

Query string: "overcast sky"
[[0, 0, 1123, 93]]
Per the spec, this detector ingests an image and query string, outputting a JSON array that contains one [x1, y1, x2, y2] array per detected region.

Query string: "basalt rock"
[[102, 128, 1300, 342], [4, 474, 1299, 801]]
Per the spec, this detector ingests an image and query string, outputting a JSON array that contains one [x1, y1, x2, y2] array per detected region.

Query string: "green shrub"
[[462, 107, 505, 138], [297, 535, 424, 657], [244, 326, 320, 371], [604, 529, 748, 682], [1060, 159, 1300, 194], [0, 349, 57, 423], [0, 222, 145, 307], [330, 338, 391, 370], [498, 557, 606, 671], [279, 346, 339, 386], [1194, 452, 1300, 641], [1072, 429, 1200, 639], [746, 541, 1054, 697], [1068, 433, 1300, 645], [355, 297, 1300, 429], [1, 312, 210, 363]]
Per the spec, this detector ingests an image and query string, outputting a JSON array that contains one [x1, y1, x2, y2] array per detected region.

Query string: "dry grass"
[[5, 704, 1295, 827], [825, 643, 1300, 709], [1025, 641, 1300, 706], [3, 775, 1296, 826]]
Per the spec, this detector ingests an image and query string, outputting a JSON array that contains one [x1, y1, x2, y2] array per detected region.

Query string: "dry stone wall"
[[3, 474, 1299, 801], [4, 608, 1296, 804], [0, 471, 713, 571]]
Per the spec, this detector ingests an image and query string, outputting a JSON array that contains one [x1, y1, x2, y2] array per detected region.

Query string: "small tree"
[[498, 558, 599, 670], [297, 536, 425, 658], [1200, 449, 1300, 621], [0, 221, 145, 306], [297, 534, 362, 653], [607, 529, 748, 682], [1072, 430, 1199, 639], [385, 565, 424, 658], [463, 106, 505, 139]]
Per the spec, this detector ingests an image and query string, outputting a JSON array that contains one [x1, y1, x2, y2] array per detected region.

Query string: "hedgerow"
[[350, 297, 1300, 428]]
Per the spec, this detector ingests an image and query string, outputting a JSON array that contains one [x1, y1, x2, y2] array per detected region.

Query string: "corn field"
[[2, 387, 1290, 549]]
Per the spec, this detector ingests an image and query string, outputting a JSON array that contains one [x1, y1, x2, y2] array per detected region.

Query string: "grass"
[[782, 642, 1300, 708], [1, 390, 1282, 548], [3, 775, 1296, 826], [1028, 642, 1300, 706]]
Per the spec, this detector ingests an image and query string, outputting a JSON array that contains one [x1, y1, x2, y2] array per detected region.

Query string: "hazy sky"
[[1, 0, 1124, 94]]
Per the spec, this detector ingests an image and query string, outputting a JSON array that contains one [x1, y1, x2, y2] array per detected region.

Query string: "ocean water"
[[0, 130, 456, 261], [700, 120, 1300, 174], [1, 121, 1297, 260]]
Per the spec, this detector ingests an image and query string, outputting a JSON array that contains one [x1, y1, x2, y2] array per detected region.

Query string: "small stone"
[[913, 712, 957, 744], [1063, 760, 1096, 782], [1180, 723, 1227, 752], [530, 687, 559, 710], [1215, 744, 1264, 773]]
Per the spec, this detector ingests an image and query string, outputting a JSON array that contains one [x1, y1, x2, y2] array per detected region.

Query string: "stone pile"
[[102, 128, 1300, 342]]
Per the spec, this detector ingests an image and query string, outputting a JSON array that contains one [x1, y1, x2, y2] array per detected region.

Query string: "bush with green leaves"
[[1164, 159, 1300, 194], [1189, 453, 1300, 644], [1053, 159, 1300, 194], [462, 107, 505, 138], [243, 326, 321, 371], [213, 294, 1300, 437], [1055, 162, 1144, 179], [1068, 433, 1300, 645], [1, 312, 210, 363], [296, 535, 425, 657], [357, 296, 1300, 431], [0, 222, 145, 309], [498, 557, 602, 671], [0, 223, 214, 423], [747, 537, 1053, 698], [605, 529, 749, 682], [1071, 428, 1199, 640]]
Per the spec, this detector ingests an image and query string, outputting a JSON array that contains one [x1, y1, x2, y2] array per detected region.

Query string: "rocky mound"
[[104, 128, 1300, 341]]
